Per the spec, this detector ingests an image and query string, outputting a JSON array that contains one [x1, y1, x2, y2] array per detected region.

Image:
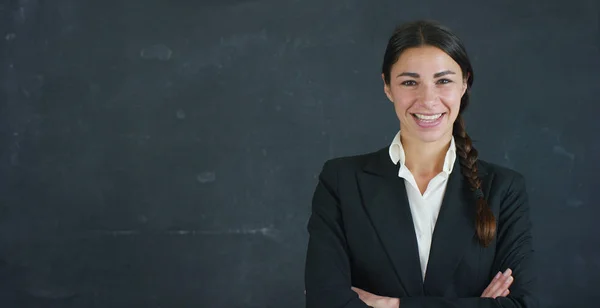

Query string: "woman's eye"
[[437, 78, 452, 84], [401, 80, 417, 86]]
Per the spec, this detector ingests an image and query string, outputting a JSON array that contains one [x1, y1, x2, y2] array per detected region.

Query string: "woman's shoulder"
[[319, 147, 388, 173], [477, 159, 525, 181], [477, 159, 528, 196]]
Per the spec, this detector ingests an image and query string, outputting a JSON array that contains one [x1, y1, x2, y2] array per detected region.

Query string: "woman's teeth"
[[413, 113, 443, 121]]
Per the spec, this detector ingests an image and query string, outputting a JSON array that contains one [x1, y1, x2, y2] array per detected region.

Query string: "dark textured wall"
[[1, 0, 599, 307]]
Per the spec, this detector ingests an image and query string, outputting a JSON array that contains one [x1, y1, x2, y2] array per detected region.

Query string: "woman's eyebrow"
[[396, 70, 456, 79], [434, 70, 456, 78], [397, 72, 419, 78]]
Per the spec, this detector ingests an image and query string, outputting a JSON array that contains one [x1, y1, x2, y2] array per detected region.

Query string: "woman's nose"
[[418, 84, 438, 105]]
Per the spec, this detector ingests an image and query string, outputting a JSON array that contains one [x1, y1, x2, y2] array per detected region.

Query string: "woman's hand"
[[481, 268, 514, 298], [351, 287, 400, 308], [314, 270, 512, 307]]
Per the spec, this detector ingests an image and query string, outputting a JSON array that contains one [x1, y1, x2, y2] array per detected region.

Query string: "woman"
[[304, 20, 536, 308]]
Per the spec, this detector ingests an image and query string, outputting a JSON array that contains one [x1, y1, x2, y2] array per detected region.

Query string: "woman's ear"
[[382, 73, 393, 102], [462, 72, 470, 96]]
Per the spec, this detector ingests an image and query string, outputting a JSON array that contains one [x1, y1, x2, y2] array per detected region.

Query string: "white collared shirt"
[[388, 131, 457, 280]]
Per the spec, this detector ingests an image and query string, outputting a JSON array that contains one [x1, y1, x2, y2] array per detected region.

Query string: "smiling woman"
[[384, 46, 466, 145], [304, 20, 537, 308]]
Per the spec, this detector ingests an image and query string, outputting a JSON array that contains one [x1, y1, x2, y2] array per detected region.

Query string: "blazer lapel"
[[358, 149, 424, 296], [422, 158, 477, 295]]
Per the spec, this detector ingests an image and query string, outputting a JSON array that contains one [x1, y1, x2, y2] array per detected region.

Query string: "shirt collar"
[[388, 130, 457, 175]]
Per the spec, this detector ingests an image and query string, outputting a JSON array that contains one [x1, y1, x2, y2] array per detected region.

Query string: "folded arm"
[[305, 163, 537, 308], [401, 173, 537, 308]]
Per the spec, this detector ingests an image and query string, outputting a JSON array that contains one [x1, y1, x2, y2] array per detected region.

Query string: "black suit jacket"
[[304, 147, 537, 308]]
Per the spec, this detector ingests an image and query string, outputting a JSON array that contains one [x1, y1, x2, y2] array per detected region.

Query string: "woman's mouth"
[[411, 112, 446, 128]]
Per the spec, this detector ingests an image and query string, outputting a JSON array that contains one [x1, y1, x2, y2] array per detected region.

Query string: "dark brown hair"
[[381, 20, 496, 247]]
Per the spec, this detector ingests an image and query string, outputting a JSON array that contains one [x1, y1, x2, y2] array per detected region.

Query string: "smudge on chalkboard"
[[566, 198, 584, 208], [138, 215, 148, 224], [172, 227, 280, 240], [27, 286, 77, 300], [197, 172, 216, 183], [140, 44, 173, 61], [553, 145, 575, 161], [89, 83, 101, 95], [14, 6, 25, 24], [90, 227, 280, 240]]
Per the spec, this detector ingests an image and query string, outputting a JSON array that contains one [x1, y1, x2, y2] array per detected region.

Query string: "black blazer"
[[304, 147, 537, 308]]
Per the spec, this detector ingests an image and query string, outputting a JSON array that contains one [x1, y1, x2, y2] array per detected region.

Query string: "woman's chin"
[[409, 128, 451, 144]]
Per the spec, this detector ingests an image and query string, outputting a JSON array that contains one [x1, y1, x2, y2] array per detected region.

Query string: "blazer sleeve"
[[304, 161, 369, 308], [401, 172, 538, 308]]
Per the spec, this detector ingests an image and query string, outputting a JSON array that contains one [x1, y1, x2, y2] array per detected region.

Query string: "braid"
[[453, 114, 496, 247]]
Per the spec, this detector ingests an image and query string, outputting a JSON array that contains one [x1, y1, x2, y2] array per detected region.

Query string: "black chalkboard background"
[[1, 0, 599, 307]]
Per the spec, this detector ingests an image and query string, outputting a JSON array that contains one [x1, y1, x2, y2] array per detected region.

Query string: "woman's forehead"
[[393, 46, 461, 72]]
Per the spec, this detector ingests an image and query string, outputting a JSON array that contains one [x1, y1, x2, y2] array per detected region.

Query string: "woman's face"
[[383, 45, 467, 144]]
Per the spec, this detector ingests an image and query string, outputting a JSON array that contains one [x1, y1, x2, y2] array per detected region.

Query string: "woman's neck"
[[401, 131, 452, 177]]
